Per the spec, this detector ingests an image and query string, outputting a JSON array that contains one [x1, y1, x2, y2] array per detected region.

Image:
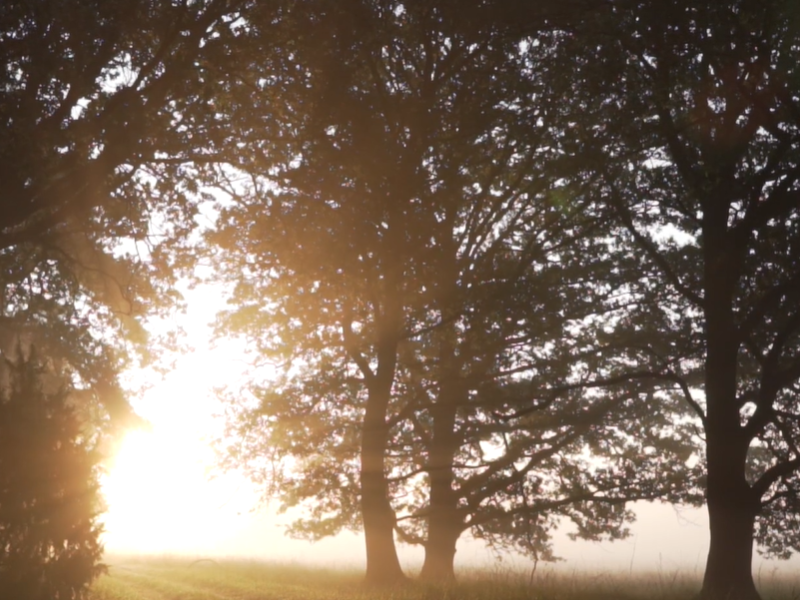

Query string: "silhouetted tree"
[[551, 1, 800, 598], [0, 7, 255, 596], [0, 348, 104, 600], [0, 0, 249, 424], [207, 0, 700, 583]]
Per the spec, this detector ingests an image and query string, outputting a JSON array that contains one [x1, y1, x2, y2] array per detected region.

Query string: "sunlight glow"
[[101, 428, 222, 552], [99, 294, 258, 555], [93, 288, 754, 572]]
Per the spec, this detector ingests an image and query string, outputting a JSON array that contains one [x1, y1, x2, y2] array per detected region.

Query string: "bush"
[[0, 350, 106, 599]]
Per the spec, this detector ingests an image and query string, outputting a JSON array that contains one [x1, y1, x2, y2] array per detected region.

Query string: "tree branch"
[[607, 184, 704, 308], [753, 456, 800, 501]]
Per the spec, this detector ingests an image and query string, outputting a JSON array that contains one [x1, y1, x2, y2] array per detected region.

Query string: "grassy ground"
[[88, 556, 800, 600]]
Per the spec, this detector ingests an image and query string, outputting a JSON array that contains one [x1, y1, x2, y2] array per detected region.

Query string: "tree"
[[0, 5, 254, 592], [554, 1, 800, 597], [0, 348, 105, 600], [0, 0, 250, 424], [208, 0, 700, 583], [209, 1, 438, 581]]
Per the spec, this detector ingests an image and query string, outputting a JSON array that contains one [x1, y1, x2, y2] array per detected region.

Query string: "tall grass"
[[89, 555, 800, 600]]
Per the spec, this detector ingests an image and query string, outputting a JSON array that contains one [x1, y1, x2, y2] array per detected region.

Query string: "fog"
[[100, 286, 800, 577], [102, 497, 800, 575]]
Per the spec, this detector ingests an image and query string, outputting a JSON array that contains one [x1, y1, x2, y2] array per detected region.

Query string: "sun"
[[101, 427, 210, 551], [100, 408, 256, 556], [99, 331, 256, 555]]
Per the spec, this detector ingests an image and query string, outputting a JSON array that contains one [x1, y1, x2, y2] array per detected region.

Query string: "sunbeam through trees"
[[2, 2, 800, 599]]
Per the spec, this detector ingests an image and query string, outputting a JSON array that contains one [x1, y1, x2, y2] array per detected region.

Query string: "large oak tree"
[[554, 1, 800, 597], [208, 0, 699, 583]]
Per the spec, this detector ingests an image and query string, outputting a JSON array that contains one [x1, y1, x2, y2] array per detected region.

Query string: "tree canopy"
[[0, 0, 251, 589], [208, 0, 700, 584], [547, 1, 800, 597], [0, 0, 250, 425], [6, 2, 800, 598]]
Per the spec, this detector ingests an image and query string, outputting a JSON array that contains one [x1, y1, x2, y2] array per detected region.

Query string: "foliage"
[[544, 0, 800, 596], [0, 349, 105, 600], [207, 0, 701, 579], [0, 0, 250, 428]]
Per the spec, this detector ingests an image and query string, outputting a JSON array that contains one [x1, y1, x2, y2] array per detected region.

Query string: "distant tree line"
[[2, 2, 800, 600]]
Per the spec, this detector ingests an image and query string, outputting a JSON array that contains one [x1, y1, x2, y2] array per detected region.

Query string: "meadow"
[[88, 556, 800, 600]]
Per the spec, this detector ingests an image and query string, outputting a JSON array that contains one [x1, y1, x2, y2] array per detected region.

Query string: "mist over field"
[[101, 291, 800, 580], [102, 500, 800, 576]]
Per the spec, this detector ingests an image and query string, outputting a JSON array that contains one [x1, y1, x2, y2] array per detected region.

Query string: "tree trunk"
[[420, 396, 461, 582], [420, 514, 460, 581], [701, 494, 759, 600], [701, 377, 759, 599], [360, 329, 406, 586], [361, 475, 405, 585], [700, 386, 760, 600], [699, 214, 761, 600], [420, 291, 463, 583]]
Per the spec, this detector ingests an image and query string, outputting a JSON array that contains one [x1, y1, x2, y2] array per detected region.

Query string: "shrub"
[[0, 349, 106, 599]]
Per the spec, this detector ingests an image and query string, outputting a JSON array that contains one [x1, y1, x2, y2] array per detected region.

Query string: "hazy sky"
[[100, 285, 800, 576]]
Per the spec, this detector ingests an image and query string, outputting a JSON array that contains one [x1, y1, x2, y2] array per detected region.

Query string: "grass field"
[[88, 556, 800, 600]]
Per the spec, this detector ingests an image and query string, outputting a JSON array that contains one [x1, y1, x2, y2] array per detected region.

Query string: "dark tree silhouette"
[[0, 4, 253, 595], [550, 1, 800, 597], [207, 0, 700, 584], [0, 349, 105, 600], [0, 0, 250, 424]]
